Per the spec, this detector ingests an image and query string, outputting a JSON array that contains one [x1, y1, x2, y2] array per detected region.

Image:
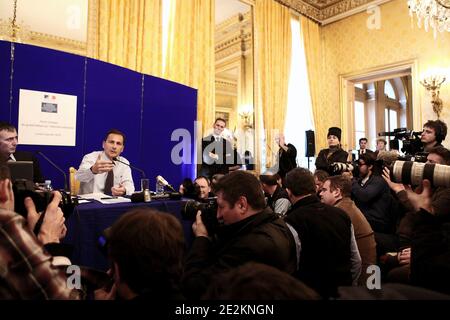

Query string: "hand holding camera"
[[404, 179, 433, 214], [382, 167, 405, 194], [24, 191, 66, 244], [192, 210, 209, 238]]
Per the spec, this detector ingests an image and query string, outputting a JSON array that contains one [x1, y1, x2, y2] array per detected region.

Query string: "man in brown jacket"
[[320, 174, 377, 285]]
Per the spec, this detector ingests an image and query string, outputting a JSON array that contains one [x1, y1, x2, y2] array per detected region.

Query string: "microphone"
[[36, 151, 69, 192], [112, 157, 146, 178], [156, 175, 176, 192], [378, 131, 397, 137]]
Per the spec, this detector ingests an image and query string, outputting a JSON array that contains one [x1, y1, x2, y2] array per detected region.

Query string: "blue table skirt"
[[64, 199, 193, 271]]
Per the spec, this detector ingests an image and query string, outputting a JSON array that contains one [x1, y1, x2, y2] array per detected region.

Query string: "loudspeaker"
[[305, 130, 315, 157]]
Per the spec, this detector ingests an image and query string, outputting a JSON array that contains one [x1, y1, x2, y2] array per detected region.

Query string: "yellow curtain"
[[300, 15, 323, 151], [93, 0, 162, 77], [254, 0, 291, 167], [164, 0, 215, 133]]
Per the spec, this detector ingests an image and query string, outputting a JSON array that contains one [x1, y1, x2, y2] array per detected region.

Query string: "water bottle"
[[44, 180, 53, 191]]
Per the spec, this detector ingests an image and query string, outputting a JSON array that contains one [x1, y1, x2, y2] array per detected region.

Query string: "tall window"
[[354, 101, 365, 144], [384, 108, 398, 132], [284, 17, 315, 169], [384, 81, 396, 99]]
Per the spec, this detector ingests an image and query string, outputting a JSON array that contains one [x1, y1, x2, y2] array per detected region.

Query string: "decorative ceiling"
[[275, 0, 391, 24]]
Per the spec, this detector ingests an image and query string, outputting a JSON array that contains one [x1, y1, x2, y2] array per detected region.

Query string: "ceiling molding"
[[274, 0, 391, 24]]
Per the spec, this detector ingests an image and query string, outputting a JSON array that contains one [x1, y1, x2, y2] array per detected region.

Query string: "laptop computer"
[[7, 161, 34, 182]]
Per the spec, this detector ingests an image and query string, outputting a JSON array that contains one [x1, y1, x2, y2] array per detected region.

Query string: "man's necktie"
[[104, 170, 114, 195]]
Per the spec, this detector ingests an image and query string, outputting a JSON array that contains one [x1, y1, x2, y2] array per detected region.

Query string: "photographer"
[[351, 153, 398, 249], [0, 164, 73, 299], [383, 146, 450, 247], [182, 171, 297, 300], [315, 127, 349, 175], [421, 119, 447, 152], [402, 179, 450, 294]]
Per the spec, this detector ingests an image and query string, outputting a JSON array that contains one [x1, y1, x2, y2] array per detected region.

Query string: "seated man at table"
[[75, 129, 135, 196], [0, 121, 44, 183]]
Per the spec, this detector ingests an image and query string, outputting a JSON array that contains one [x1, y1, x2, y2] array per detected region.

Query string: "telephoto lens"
[[390, 161, 450, 188]]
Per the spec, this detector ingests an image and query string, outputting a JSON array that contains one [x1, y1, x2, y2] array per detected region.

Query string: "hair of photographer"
[[0, 164, 75, 299], [107, 208, 185, 300], [259, 172, 291, 217], [313, 170, 329, 194], [214, 171, 266, 211], [285, 167, 316, 197], [202, 262, 320, 300], [359, 152, 382, 176], [427, 146, 450, 165]]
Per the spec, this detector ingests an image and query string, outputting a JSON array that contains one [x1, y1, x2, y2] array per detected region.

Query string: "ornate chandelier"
[[0, 0, 30, 43], [408, 0, 450, 38]]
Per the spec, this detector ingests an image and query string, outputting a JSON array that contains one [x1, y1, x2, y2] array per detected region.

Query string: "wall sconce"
[[420, 75, 446, 119], [239, 110, 253, 129]]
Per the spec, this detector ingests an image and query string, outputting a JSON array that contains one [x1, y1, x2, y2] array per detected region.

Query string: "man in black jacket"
[[182, 171, 297, 299], [0, 122, 44, 183], [284, 167, 357, 298]]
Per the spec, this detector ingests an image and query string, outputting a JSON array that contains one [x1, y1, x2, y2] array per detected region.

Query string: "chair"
[[69, 167, 80, 196]]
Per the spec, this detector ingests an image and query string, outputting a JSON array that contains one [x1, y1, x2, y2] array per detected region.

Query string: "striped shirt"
[[0, 209, 74, 299]]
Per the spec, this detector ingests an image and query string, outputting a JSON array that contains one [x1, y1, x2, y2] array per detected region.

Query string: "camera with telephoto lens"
[[181, 197, 219, 235], [12, 179, 75, 235], [329, 162, 355, 175], [389, 160, 450, 188]]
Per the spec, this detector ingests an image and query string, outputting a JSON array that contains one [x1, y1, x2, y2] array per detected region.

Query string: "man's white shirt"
[[75, 151, 135, 195]]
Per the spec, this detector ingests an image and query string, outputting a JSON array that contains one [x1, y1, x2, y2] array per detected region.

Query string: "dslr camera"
[[181, 197, 219, 235], [12, 179, 75, 235]]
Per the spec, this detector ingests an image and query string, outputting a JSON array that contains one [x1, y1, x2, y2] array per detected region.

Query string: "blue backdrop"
[[0, 40, 197, 190]]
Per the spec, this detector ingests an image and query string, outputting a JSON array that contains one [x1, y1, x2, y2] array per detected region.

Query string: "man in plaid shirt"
[[0, 164, 73, 299]]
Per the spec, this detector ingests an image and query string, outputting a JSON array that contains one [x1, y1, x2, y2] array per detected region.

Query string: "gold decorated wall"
[[320, 0, 450, 149]]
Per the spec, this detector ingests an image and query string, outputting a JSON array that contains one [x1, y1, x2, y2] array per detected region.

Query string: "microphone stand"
[[113, 157, 146, 178], [36, 151, 69, 192]]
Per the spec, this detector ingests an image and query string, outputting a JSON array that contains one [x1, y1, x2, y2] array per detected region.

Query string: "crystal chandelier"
[[0, 0, 30, 43], [408, 0, 450, 38]]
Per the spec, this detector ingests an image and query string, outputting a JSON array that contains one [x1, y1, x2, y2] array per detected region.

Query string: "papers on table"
[[78, 193, 131, 204]]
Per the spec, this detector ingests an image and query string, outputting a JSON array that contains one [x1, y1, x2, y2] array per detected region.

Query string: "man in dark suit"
[[358, 137, 374, 159], [199, 118, 235, 179], [0, 122, 44, 183]]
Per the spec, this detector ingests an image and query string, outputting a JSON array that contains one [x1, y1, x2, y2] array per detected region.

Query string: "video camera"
[[181, 197, 219, 235], [12, 179, 75, 235], [378, 128, 424, 159]]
